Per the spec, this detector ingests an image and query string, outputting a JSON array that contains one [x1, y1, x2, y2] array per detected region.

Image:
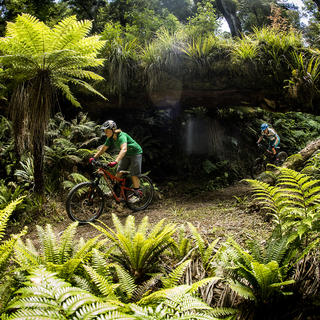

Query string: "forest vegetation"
[[0, 0, 320, 319]]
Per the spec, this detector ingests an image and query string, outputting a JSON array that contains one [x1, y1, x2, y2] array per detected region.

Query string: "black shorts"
[[117, 154, 142, 176]]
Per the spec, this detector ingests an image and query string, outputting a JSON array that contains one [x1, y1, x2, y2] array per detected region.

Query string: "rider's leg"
[[130, 154, 142, 195], [117, 156, 130, 177], [131, 175, 140, 189]]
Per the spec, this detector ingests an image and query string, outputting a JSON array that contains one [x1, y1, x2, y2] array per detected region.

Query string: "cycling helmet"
[[261, 123, 269, 131], [101, 120, 117, 130]]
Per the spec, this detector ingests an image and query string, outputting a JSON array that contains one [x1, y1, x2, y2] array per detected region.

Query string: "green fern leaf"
[[14, 238, 43, 268], [187, 222, 205, 256], [37, 224, 58, 264], [57, 222, 78, 264], [0, 198, 24, 240], [111, 263, 137, 299], [162, 259, 192, 289], [228, 280, 255, 300], [83, 265, 119, 297]]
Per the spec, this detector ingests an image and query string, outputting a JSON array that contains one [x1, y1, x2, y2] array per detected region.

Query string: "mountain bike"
[[66, 160, 154, 223], [251, 143, 288, 178]]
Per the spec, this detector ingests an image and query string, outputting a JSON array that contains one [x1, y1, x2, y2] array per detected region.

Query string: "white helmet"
[[101, 120, 117, 130]]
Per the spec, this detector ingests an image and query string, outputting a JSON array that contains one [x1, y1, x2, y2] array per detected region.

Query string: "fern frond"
[[71, 274, 94, 293], [56, 81, 82, 107], [265, 235, 290, 265], [5, 14, 51, 56], [136, 216, 149, 238], [132, 274, 162, 302], [37, 224, 58, 264], [14, 238, 43, 268], [147, 219, 166, 238], [229, 280, 256, 300], [162, 259, 192, 289], [6, 268, 123, 319], [111, 263, 137, 299], [246, 179, 281, 215], [51, 16, 92, 51], [137, 285, 190, 305], [210, 307, 238, 318], [187, 222, 206, 256], [0, 198, 24, 240], [188, 277, 221, 294], [83, 264, 119, 297], [73, 302, 119, 319], [57, 222, 78, 264], [91, 248, 113, 277], [73, 235, 105, 263], [0, 236, 24, 273], [203, 238, 220, 267], [94, 311, 134, 319], [111, 214, 125, 235], [94, 216, 176, 281], [123, 215, 138, 239], [6, 309, 66, 319]]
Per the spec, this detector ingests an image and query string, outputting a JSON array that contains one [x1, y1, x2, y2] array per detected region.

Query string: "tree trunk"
[[33, 134, 45, 195], [216, 0, 242, 37], [28, 74, 52, 196], [284, 138, 320, 170]]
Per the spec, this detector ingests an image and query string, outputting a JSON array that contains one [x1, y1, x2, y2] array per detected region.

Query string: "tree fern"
[[0, 13, 106, 194]]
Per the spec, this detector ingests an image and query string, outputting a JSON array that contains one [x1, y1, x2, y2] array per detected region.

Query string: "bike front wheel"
[[66, 182, 105, 223], [251, 158, 266, 179], [125, 176, 154, 211]]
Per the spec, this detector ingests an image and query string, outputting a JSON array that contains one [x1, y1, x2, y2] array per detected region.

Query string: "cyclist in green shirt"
[[89, 120, 143, 198]]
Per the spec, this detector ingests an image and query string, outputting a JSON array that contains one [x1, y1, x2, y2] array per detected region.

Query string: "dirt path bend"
[[19, 181, 272, 245]]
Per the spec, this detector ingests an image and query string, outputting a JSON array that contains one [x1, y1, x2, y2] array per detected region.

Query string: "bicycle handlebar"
[[90, 159, 109, 169]]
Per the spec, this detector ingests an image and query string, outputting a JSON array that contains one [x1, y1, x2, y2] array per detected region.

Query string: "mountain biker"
[[89, 120, 143, 199], [257, 123, 280, 158]]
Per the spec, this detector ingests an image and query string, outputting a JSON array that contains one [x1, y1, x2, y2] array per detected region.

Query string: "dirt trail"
[[16, 180, 271, 246]]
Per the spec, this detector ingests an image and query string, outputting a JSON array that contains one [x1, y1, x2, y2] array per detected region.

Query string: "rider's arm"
[[115, 143, 127, 163], [94, 145, 108, 159], [257, 136, 263, 144]]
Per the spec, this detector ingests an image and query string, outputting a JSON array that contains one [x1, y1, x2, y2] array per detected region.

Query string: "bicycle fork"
[[86, 176, 101, 205]]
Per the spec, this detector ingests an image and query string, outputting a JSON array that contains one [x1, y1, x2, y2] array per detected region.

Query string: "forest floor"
[[11, 179, 273, 246]]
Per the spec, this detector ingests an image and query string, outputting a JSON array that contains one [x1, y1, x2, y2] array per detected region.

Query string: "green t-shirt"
[[104, 132, 142, 156]]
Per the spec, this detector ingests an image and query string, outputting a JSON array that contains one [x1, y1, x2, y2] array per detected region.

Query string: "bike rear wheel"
[[275, 151, 288, 166], [66, 182, 105, 223], [125, 176, 154, 211]]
